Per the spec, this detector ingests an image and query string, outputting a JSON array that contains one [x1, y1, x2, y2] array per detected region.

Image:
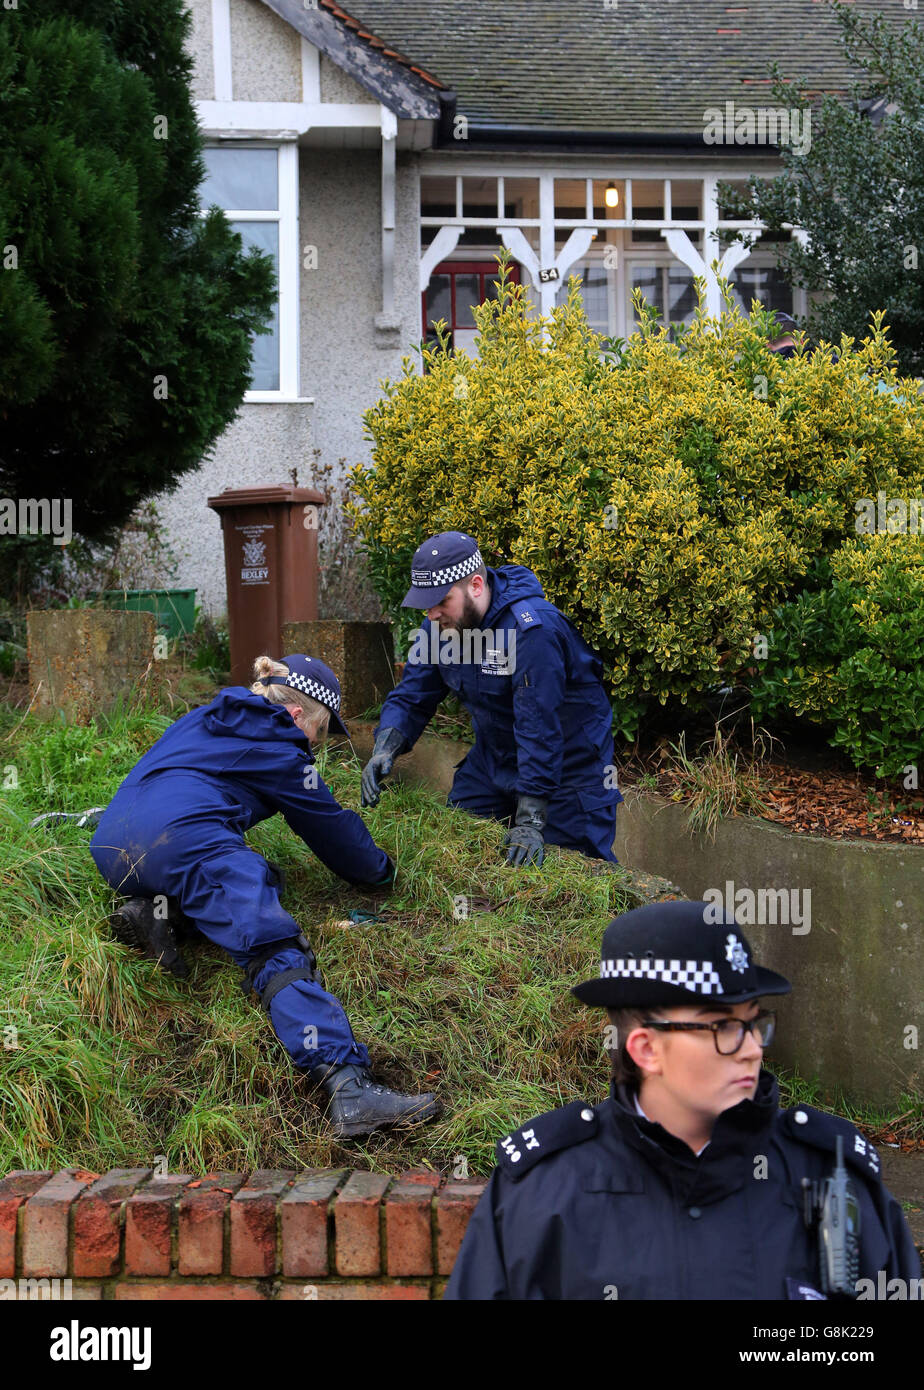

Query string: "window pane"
[[455, 273, 481, 328], [668, 266, 696, 324], [202, 147, 278, 210], [425, 274, 451, 330], [631, 264, 664, 324], [730, 265, 793, 317], [232, 221, 279, 390], [557, 260, 609, 331]]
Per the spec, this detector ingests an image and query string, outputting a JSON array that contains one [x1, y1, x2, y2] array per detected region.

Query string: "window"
[[629, 263, 697, 328], [729, 263, 793, 318], [555, 260, 610, 334], [422, 260, 521, 357], [200, 143, 299, 399]]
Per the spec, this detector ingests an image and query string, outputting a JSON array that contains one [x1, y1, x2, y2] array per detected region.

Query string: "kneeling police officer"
[[445, 899, 919, 1299], [361, 531, 623, 867], [90, 653, 440, 1141]]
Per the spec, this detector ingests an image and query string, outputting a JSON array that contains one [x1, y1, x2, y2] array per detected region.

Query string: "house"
[[161, 0, 905, 616]]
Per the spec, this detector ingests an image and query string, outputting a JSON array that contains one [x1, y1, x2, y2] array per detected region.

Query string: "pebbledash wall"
[[0, 1168, 486, 1300], [152, 0, 423, 616]]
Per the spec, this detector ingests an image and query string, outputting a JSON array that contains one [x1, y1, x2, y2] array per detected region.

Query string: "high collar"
[[606, 1070, 780, 1204]]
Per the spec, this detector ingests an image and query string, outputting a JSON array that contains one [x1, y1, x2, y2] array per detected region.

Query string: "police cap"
[[572, 899, 792, 1008], [401, 532, 484, 609]]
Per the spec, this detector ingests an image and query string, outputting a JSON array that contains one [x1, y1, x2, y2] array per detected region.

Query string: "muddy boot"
[[311, 1063, 440, 1140], [110, 897, 189, 979]]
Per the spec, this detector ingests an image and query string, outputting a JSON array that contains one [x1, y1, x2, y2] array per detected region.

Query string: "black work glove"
[[361, 727, 409, 807], [503, 795, 549, 868]]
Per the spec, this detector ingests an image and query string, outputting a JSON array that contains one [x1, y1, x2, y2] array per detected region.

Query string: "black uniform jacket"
[[444, 1071, 920, 1300]]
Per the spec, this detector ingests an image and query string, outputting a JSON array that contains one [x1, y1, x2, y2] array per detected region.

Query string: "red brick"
[[280, 1169, 346, 1278], [72, 1168, 151, 1277], [177, 1173, 245, 1276], [125, 1175, 190, 1276], [22, 1170, 97, 1277], [229, 1170, 293, 1277], [435, 1181, 489, 1275], [278, 1281, 429, 1301], [385, 1173, 439, 1276], [0, 1172, 53, 1276], [333, 1172, 391, 1276], [114, 1281, 266, 1300]]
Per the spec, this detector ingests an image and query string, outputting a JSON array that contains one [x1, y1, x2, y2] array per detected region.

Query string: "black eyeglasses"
[[641, 1011, 776, 1055]]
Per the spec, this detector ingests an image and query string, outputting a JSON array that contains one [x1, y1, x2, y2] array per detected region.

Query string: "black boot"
[[109, 897, 189, 979], [311, 1063, 440, 1140], [264, 860, 287, 897]]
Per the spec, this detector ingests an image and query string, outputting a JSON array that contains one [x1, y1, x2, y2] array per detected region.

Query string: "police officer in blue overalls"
[[361, 532, 623, 866], [445, 900, 920, 1299], [90, 652, 440, 1140]]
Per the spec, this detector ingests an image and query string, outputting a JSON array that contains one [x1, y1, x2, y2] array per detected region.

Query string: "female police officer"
[[90, 653, 439, 1141], [445, 899, 919, 1299]]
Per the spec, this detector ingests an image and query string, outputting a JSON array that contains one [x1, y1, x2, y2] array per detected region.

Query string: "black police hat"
[[572, 900, 792, 1009]]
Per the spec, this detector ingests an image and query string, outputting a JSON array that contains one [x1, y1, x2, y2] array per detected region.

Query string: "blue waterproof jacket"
[[92, 688, 390, 891], [377, 565, 622, 826]]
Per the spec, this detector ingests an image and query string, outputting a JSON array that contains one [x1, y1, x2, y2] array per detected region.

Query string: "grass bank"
[[0, 700, 635, 1176]]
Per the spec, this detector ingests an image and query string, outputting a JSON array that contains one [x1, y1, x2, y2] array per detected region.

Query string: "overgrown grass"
[[0, 701, 635, 1176], [666, 725, 773, 840]]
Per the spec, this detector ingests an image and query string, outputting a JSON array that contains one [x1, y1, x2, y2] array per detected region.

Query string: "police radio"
[[802, 1134, 860, 1298]]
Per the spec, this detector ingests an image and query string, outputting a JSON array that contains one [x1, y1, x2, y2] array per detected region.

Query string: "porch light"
[[605, 182, 619, 208]]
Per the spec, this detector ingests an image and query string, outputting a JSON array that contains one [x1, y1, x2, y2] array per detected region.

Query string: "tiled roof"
[[317, 0, 446, 89], [338, 0, 918, 134]]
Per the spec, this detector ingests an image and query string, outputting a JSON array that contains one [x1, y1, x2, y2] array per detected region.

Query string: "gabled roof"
[[340, 0, 919, 137], [258, 0, 449, 120]]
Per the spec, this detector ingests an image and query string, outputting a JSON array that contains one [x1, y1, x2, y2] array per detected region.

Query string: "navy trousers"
[[90, 780, 368, 1071]]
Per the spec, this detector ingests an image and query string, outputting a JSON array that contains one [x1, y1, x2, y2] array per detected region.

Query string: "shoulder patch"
[[780, 1105, 882, 1182], [496, 1099, 599, 1180], [512, 604, 544, 632]]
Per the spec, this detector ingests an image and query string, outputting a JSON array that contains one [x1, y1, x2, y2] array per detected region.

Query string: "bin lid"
[[207, 484, 324, 510]]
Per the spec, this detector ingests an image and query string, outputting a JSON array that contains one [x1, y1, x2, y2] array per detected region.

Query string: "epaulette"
[[511, 603, 544, 632], [496, 1100, 599, 1180], [779, 1105, 882, 1182]]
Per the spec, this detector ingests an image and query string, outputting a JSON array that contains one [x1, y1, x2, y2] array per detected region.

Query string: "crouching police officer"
[[445, 900, 919, 1299], [361, 531, 623, 867], [90, 653, 440, 1141]]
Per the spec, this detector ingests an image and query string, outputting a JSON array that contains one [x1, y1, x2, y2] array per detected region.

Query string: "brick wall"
[[0, 1168, 487, 1300]]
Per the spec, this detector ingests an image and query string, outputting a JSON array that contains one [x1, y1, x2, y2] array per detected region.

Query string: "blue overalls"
[[90, 688, 392, 1070], [377, 565, 623, 860]]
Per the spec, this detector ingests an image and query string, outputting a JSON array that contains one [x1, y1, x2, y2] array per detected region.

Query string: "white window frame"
[[200, 140, 302, 402]]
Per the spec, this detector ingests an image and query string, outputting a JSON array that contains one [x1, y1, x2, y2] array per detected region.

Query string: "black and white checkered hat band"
[[282, 671, 341, 712], [411, 549, 483, 588], [600, 957, 724, 995]]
